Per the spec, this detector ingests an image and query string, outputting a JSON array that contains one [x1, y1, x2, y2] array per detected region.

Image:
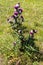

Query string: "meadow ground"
[[0, 0, 43, 65]]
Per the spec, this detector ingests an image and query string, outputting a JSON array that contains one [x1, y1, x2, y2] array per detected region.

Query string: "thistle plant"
[[7, 3, 38, 53], [7, 3, 41, 63]]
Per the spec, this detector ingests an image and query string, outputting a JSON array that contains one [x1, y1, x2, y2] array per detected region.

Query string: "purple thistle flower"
[[13, 12, 18, 17], [14, 3, 20, 9], [30, 30, 34, 35], [14, 12, 18, 15], [18, 8, 23, 14], [30, 30, 34, 37], [30, 29, 37, 37]]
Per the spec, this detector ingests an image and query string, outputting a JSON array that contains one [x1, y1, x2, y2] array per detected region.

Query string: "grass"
[[0, 0, 43, 65]]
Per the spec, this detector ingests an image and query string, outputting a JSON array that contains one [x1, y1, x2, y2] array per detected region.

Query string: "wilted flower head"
[[18, 8, 23, 14], [13, 42, 16, 46], [11, 15, 15, 19], [33, 29, 37, 33], [14, 3, 20, 9], [18, 30, 22, 34], [7, 17, 13, 23], [21, 16, 23, 18]]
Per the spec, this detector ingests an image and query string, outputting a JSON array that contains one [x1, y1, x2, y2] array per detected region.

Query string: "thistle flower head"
[[14, 3, 20, 9], [18, 8, 23, 14], [30, 30, 34, 35], [14, 12, 18, 17], [14, 12, 18, 15]]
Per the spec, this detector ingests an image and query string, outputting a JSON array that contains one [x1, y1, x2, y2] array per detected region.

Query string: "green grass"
[[0, 0, 43, 65]]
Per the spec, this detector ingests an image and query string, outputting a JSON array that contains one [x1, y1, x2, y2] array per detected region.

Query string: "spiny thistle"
[[7, 3, 41, 63]]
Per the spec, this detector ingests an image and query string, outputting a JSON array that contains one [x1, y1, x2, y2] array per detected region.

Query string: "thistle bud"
[[20, 15, 24, 22], [13, 42, 16, 46]]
